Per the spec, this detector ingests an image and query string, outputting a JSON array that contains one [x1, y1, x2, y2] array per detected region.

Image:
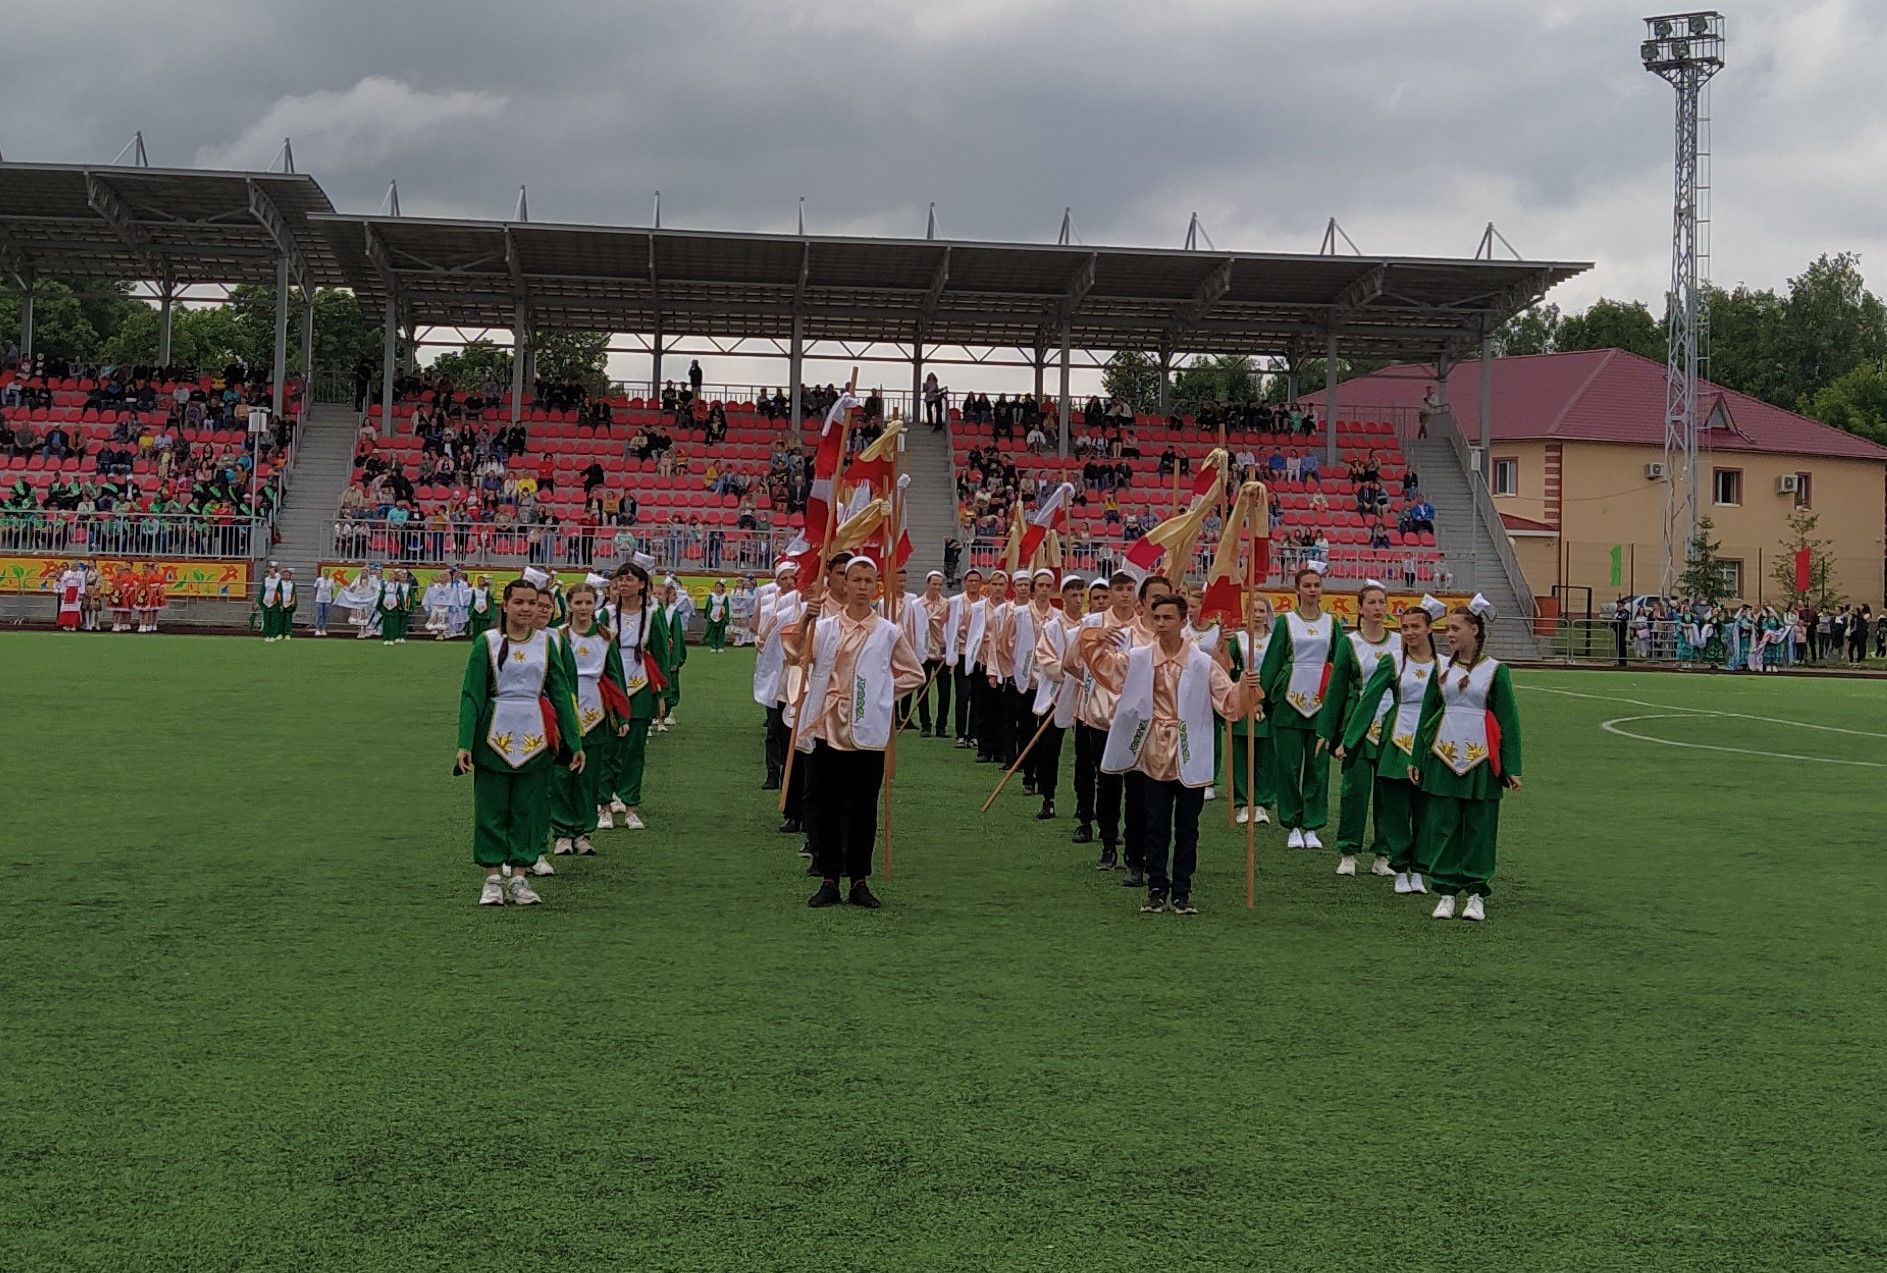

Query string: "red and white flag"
[[1018, 482, 1076, 566], [1121, 451, 1227, 581]]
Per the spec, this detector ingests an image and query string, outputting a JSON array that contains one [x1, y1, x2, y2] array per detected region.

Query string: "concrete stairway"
[[1403, 434, 1538, 660], [900, 419, 961, 580], [273, 402, 360, 620]]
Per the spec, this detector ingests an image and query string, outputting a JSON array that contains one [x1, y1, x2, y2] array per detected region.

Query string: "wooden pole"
[[980, 710, 1056, 814], [776, 372, 858, 813], [883, 433, 901, 880], [896, 659, 943, 732], [1245, 506, 1259, 910]]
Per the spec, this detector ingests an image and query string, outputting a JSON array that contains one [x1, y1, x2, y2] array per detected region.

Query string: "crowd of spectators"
[[1615, 598, 1886, 669]]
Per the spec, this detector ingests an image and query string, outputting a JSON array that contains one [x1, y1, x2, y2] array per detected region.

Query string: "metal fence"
[[1533, 615, 1887, 668], [0, 514, 266, 560], [326, 519, 788, 575]]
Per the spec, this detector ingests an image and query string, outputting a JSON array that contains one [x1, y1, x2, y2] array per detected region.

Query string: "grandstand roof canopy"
[[0, 162, 345, 291], [310, 213, 1590, 361]]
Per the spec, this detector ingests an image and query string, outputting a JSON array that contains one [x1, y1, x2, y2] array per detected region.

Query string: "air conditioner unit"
[[1644, 462, 1667, 480], [1775, 474, 1800, 495]]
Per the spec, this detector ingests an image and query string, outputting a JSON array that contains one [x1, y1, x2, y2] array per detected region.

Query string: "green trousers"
[[551, 726, 608, 838], [705, 619, 727, 650], [662, 665, 682, 712], [260, 606, 281, 638], [381, 609, 406, 642], [1228, 732, 1274, 808], [473, 764, 553, 868], [1270, 726, 1329, 831], [610, 718, 651, 807], [1415, 793, 1501, 897], [1372, 774, 1422, 873], [1336, 750, 1388, 856]]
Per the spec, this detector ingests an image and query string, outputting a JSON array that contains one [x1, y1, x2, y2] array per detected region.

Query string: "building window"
[[1492, 457, 1518, 497], [1712, 468, 1742, 505], [1718, 559, 1743, 598], [1795, 472, 1812, 508]]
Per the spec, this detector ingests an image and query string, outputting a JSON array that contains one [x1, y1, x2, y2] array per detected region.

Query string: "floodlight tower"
[[1642, 12, 1724, 591]]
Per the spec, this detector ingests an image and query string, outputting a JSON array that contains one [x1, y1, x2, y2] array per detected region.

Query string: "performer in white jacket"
[[1026, 574, 1088, 821]]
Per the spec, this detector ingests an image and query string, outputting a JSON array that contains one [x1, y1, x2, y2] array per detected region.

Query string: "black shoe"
[[976, 754, 996, 764], [1171, 894, 1198, 915], [848, 881, 883, 909], [761, 778, 781, 791], [1097, 846, 1118, 871], [798, 840, 814, 858], [1035, 800, 1055, 821], [805, 861, 825, 878], [1021, 783, 1036, 798], [1072, 823, 1093, 844], [1122, 867, 1145, 888], [777, 817, 801, 835], [954, 738, 971, 749], [1140, 889, 1169, 914], [808, 880, 842, 907]]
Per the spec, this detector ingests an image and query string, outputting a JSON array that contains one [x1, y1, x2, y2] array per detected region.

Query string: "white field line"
[[1525, 684, 1887, 741], [1599, 714, 1886, 768]]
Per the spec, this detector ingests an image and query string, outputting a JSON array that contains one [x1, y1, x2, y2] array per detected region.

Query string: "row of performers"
[[257, 564, 735, 648], [748, 557, 1523, 920], [451, 558, 689, 905], [53, 561, 171, 632]]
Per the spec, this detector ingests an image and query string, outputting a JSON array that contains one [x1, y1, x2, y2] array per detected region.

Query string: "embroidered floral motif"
[[492, 731, 515, 753], [578, 643, 592, 657], [1434, 739, 1459, 766], [512, 650, 527, 662], [1465, 741, 1488, 766], [1392, 731, 1414, 753], [523, 733, 544, 753], [581, 707, 603, 731], [1367, 720, 1383, 744]]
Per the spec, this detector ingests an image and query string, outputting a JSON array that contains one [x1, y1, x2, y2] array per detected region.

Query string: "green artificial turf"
[[4, 634, 1883, 1270]]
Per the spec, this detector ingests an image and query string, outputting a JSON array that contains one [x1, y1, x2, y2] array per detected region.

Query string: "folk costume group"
[[453, 555, 687, 905], [53, 560, 169, 633], [742, 556, 1524, 921]]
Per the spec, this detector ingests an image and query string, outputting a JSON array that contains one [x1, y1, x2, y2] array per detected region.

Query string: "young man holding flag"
[[945, 569, 989, 751]]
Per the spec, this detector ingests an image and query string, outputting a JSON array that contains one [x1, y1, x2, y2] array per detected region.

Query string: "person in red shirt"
[[535, 452, 556, 494]]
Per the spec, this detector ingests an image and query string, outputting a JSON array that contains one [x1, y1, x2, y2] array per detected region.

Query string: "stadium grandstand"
[[0, 157, 1591, 651]]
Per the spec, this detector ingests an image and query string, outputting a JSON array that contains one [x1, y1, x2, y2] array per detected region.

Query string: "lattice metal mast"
[[1642, 12, 1724, 591]]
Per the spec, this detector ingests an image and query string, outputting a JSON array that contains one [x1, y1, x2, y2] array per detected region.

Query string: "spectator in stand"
[[688, 359, 704, 399], [1300, 450, 1321, 484]]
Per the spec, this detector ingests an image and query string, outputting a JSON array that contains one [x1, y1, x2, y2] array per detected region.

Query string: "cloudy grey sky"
[[5, 0, 1879, 392]]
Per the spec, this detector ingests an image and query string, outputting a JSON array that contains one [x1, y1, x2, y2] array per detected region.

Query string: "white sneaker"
[[553, 837, 575, 856], [1408, 872, 1428, 894], [610, 798, 628, 815], [623, 810, 646, 830], [1371, 855, 1396, 877], [529, 855, 555, 877], [1254, 807, 1270, 825], [1335, 854, 1357, 876], [479, 878, 505, 906], [1204, 786, 1216, 801], [508, 876, 543, 905], [1235, 806, 1251, 825], [1462, 895, 1486, 922], [1393, 872, 1412, 894], [1286, 828, 1306, 849], [1304, 831, 1324, 850], [596, 808, 615, 829], [574, 835, 595, 855], [666, 714, 678, 726], [1431, 895, 1456, 920]]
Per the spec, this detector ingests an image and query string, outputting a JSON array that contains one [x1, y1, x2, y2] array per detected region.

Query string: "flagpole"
[[980, 711, 1056, 814], [777, 370, 858, 815], [1245, 487, 1262, 909]]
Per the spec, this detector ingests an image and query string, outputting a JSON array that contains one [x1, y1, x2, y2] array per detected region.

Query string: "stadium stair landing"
[[273, 402, 361, 621], [899, 418, 961, 580]]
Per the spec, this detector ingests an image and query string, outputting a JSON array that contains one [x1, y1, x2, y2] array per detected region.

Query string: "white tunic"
[[564, 624, 610, 734], [1385, 656, 1437, 756], [1282, 612, 1336, 720], [1431, 655, 1501, 776], [1347, 628, 1403, 741]]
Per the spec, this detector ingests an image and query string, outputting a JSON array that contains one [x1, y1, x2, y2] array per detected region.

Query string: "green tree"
[[1494, 303, 1561, 356], [1675, 516, 1732, 605], [1804, 361, 1887, 445], [532, 329, 610, 394], [1701, 282, 1790, 405], [0, 279, 100, 359], [1171, 354, 1260, 406], [1779, 252, 1887, 407], [428, 337, 514, 386], [1101, 350, 1159, 406], [1770, 506, 1843, 610], [1559, 297, 1663, 361]]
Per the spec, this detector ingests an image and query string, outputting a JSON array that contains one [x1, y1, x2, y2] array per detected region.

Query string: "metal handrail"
[[1427, 404, 1538, 619], [325, 518, 788, 574], [0, 512, 266, 560]]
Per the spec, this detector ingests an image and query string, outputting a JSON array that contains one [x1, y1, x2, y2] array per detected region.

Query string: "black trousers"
[[1007, 685, 1032, 766], [1121, 771, 1149, 871], [974, 672, 1008, 761], [785, 732, 810, 829], [1139, 777, 1204, 895], [1074, 722, 1104, 826], [764, 703, 789, 785], [926, 658, 950, 734], [1032, 721, 1066, 802], [810, 741, 884, 882], [954, 664, 978, 741]]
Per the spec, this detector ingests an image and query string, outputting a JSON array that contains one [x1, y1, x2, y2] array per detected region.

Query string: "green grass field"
[[6, 632, 1884, 1270]]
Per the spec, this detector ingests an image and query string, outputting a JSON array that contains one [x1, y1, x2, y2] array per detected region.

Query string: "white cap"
[[1032, 566, 1057, 580], [1090, 576, 1111, 589], [1418, 593, 1448, 621], [926, 569, 945, 581], [1468, 592, 1497, 620], [1300, 560, 1328, 576], [521, 566, 551, 588], [844, 554, 879, 572], [631, 551, 656, 571], [584, 572, 609, 587], [1361, 577, 1387, 591], [774, 559, 798, 576]]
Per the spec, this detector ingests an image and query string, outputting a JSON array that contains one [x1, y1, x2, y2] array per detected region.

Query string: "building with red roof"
[[1335, 349, 1887, 607]]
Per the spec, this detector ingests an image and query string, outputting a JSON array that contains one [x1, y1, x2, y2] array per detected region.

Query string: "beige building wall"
[[1494, 439, 1884, 606]]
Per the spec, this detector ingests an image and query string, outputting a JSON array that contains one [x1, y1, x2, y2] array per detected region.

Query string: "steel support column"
[[1033, 347, 1046, 401], [1157, 347, 1171, 412], [511, 303, 527, 426], [911, 339, 923, 433], [299, 297, 314, 416], [650, 314, 664, 399], [1323, 331, 1339, 468], [380, 296, 397, 438], [788, 307, 805, 433], [271, 256, 290, 419], [1057, 331, 1072, 458], [19, 279, 35, 358], [157, 279, 175, 366]]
